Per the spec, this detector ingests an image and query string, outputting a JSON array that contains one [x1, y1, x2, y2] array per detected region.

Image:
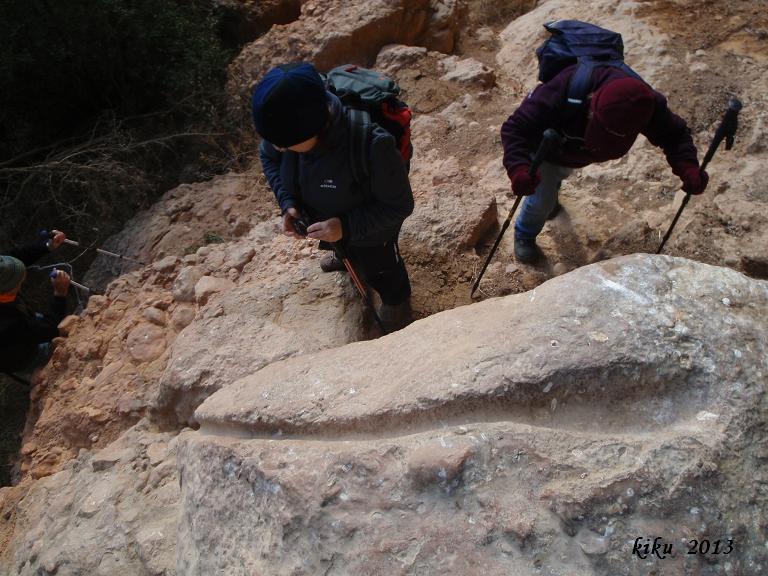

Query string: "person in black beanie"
[[253, 62, 414, 331]]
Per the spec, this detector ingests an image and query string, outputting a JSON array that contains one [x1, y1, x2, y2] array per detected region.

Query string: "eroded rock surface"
[[3, 0, 768, 573], [227, 0, 468, 120], [178, 256, 768, 575], [5, 421, 179, 576]]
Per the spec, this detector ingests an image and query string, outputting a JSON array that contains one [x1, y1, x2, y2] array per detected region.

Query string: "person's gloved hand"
[[50, 269, 71, 297], [307, 217, 343, 242], [48, 229, 66, 250], [508, 165, 541, 197], [282, 207, 303, 239], [677, 163, 709, 195]]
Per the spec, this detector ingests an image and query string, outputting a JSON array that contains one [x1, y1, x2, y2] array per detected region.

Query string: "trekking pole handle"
[[530, 129, 563, 177], [723, 97, 743, 151], [49, 268, 90, 293], [39, 229, 79, 248], [700, 97, 742, 172]]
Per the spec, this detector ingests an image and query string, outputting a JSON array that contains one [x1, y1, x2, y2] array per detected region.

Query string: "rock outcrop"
[[6, 422, 179, 576], [227, 0, 468, 121], [3, 0, 768, 573], [177, 255, 768, 575], [214, 0, 302, 47]]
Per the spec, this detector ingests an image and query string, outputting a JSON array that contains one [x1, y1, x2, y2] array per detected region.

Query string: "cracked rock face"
[[176, 255, 768, 575], [7, 422, 179, 576], [226, 0, 468, 121]]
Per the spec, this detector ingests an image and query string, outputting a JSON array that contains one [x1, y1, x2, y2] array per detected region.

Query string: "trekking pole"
[[40, 230, 147, 266], [471, 128, 563, 297], [331, 242, 387, 335], [48, 269, 93, 294], [2, 372, 31, 388], [656, 97, 742, 254]]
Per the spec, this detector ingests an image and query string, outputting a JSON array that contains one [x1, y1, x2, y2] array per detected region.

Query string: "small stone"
[[126, 323, 166, 363], [143, 307, 167, 327], [146, 443, 167, 467], [439, 56, 496, 88], [553, 263, 568, 276], [172, 267, 204, 302], [57, 315, 81, 336], [152, 255, 178, 273], [85, 295, 109, 315], [195, 276, 235, 305], [170, 305, 196, 332], [152, 298, 172, 311], [226, 246, 255, 271], [92, 450, 123, 472]]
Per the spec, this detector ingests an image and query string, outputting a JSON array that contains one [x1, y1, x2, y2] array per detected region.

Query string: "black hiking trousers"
[[349, 239, 411, 306], [323, 237, 411, 306]]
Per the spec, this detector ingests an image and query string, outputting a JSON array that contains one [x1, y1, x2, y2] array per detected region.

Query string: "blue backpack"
[[536, 20, 644, 116]]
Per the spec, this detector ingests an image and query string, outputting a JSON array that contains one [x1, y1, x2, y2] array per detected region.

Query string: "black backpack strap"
[[347, 108, 372, 185]]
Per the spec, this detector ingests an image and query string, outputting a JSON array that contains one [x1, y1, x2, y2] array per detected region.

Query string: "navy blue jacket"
[[0, 243, 67, 373], [259, 93, 414, 247]]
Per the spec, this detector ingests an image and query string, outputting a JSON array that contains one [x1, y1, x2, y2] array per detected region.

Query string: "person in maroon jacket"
[[501, 65, 708, 263]]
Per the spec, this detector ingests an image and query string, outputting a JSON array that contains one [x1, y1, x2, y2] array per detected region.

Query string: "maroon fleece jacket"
[[501, 64, 699, 179]]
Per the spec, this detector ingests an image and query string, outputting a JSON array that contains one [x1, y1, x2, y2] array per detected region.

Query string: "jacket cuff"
[[669, 160, 698, 179], [506, 164, 531, 183], [279, 199, 297, 216]]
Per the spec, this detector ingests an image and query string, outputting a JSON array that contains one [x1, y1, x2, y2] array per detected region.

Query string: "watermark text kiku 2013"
[[632, 537, 734, 560]]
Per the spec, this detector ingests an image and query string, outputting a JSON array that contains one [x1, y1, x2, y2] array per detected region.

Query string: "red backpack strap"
[[381, 101, 413, 162]]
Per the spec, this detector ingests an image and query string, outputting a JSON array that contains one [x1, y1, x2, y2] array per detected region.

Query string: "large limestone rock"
[[6, 421, 179, 576], [84, 172, 274, 291], [177, 255, 768, 575], [17, 218, 368, 481], [152, 248, 368, 426], [495, 0, 673, 89]]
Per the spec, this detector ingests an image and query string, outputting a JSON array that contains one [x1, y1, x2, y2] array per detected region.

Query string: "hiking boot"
[[320, 253, 346, 273], [378, 300, 412, 332], [514, 237, 542, 264], [547, 201, 562, 220]]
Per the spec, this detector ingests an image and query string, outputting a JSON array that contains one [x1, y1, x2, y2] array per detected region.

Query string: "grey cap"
[[0, 255, 26, 294]]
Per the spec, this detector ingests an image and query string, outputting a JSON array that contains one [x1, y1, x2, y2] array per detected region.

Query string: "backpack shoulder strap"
[[559, 59, 645, 126], [347, 107, 372, 185]]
